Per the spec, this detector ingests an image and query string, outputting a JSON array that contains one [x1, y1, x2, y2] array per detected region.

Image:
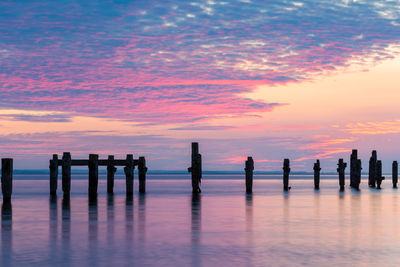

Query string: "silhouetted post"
[[376, 160, 385, 189], [355, 159, 362, 190], [124, 154, 134, 195], [313, 160, 321, 190], [245, 157, 254, 193], [88, 154, 99, 198], [1, 159, 13, 200], [283, 159, 291, 191], [369, 150, 377, 187], [337, 159, 347, 191], [393, 161, 398, 188], [350, 149, 359, 189], [188, 142, 202, 193], [62, 152, 71, 195], [49, 154, 58, 195], [107, 155, 117, 194], [138, 156, 147, 193]]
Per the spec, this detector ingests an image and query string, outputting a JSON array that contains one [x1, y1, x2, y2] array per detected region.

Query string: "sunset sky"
[[1, 0, 400, 171]]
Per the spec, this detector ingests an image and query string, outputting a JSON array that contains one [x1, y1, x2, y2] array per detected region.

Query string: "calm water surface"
[[1, 175, 400, 266]]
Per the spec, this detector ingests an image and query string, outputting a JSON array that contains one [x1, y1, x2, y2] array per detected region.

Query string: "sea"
[[1, 174, 400, 267]]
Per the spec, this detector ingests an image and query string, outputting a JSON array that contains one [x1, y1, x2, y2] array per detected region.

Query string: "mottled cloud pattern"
[[1, 0, 400, 123]]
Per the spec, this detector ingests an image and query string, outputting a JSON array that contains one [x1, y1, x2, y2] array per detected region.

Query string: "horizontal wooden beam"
[[53, 158, 140, 166]]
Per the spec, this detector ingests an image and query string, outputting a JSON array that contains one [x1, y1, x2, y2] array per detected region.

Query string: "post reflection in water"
[[88, 196, 98, 266], [191, 193, 202, 267], [62, 195, 71, 263], [49, 195, 58, 263], [107, 194, 115, 245], [138, 194, 146, 244], [1, 200, 12, 266], [125, 195, 133, 243]]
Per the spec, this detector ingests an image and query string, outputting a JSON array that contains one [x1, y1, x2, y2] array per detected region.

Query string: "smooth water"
[[1, 175, 400, 266]]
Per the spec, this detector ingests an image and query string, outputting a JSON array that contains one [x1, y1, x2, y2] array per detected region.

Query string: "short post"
[[245, 157, 254, 193], [337, 158, 347, 191], [188, 142, 202, 193], [368, 150, 377, 187], [88, 154, 99, 198], [49, 154, 58, 195], [138, 156, 147, 193], [62, 152, 71, 195], [376, 160, 385, 189], [393, 161, 398, 188], [283, 159, 291, 191], [124, 154, 134, 195], [1, 158, 13, 200], [107, 155, 117, 194], [313, 160, 321, 190], [355, 159, 362, 190]]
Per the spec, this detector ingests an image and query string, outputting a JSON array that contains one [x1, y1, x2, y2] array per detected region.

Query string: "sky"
[[1, 0, 400, 172]]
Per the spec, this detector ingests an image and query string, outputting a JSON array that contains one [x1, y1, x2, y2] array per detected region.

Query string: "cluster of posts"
[[1, 145, 400, 200], [49, 153, 147, 198], [243, 148, 399, 193]]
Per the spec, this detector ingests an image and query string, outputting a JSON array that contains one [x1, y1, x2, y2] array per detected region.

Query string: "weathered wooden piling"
[[350, 149, 359, 189], [188, 142, 202, 193], [283, 159, 291, 191], [337, 158, 347, 191], [313, 160, 321, 190], [88, 154, 99, 198], [124, 154, 134, 195], [245, 157, 254, 193], [376, 160, 385, 189], [138, 156, 147, 193], [49, 154, 58, 195], [1, 158, 13, 200], [368, 150, 377, 187], [62, 152, 71, 195], [393, 161, 398, 188], [107, 155, 117, 194]]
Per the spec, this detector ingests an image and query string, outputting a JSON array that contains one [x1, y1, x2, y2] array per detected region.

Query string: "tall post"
[[188, 142, 202, 193], [138, 156, 147, 193], [245, 157, 254, 193], [393, 161, 398, 188], [49, 154, 58, 195], [62, 152, 71, 196], [337, 158, 347, 191], [1, 158, 13, 200], [368, 150, 377, 187], [107, 155, 117, 194], [283, 159, 291, 191], [88, 154, 99, 198], [313, 160, 321, 190], [124, 154, 134, 195], [350, 149, 358, 189], [376, 160, 385, 189]]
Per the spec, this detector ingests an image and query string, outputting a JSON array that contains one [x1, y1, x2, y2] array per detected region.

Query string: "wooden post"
[[245, 157, 254, 193], [350, 149, 358, 189], [88, 154, 99, 198], [376, 160, 385, 189], [283, 159, 291, 191], [124, 154, 134, 195], [188, 142, 202, 193], [393, 161, 398, 188], [107, 155, 117, 194], [49, 154, 58, 195], [368, 150, 377, 187], [138, 156, 147, 193], [62, 152, 71, 195], [337, 158, 347, 191], [313, 160, 321, 190], [1, 158, 13, 200], [355, 159, 362, 190]]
